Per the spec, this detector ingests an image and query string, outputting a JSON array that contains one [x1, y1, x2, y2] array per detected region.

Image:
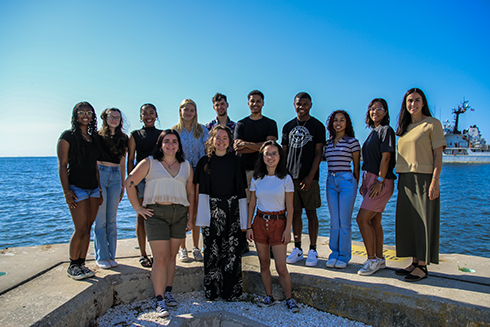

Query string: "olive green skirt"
[[395, 173, 440, 264]]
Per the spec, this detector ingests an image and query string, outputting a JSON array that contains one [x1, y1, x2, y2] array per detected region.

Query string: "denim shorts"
[[136, 179, 146, 199], [69, 185, 100, 203]]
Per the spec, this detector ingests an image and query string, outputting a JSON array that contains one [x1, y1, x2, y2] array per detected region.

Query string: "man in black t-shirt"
[[282, 92, 326, 267], [234, 90, 278, 200]]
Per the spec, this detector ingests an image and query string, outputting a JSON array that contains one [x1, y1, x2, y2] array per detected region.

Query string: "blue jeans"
[[326, 172, 357, 263], [94, 165, 122, 261]]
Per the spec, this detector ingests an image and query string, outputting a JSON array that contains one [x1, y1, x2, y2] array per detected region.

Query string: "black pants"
[[202, 195, 243, 300]]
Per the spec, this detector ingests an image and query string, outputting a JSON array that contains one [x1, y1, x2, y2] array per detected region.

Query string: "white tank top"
[[143, 157, 191, 207]]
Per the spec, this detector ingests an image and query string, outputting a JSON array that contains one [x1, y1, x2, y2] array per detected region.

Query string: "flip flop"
[[139, 255, 152, 268]]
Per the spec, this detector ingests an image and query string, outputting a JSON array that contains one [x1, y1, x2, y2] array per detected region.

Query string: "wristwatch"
[[376, 176, 384, 184]]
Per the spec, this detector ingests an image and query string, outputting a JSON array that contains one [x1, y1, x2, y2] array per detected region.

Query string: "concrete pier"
[[1, 235, 489, 326]]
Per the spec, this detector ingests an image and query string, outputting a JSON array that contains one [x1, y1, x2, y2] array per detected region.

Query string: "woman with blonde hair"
[[173, 98, 209, 262]]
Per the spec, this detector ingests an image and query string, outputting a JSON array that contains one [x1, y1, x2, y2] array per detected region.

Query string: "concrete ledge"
[[168, 311, 269, 327]]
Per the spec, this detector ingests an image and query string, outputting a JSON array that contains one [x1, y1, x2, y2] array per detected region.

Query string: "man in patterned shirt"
[[205, 93, 236, 134]]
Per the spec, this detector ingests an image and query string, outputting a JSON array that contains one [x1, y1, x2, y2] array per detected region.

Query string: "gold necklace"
[[162, 159, 177, 168]]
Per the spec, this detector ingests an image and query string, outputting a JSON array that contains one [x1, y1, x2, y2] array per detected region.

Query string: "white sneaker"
[[305, 249, 319, 267], [286, 248, 304, 264], [334, 260, 347, 269], [358, 259, 380, 276], [109, 259, 119, 268], [178, 248, 190, 262], [377, 257, 386, 269], [96, 260, 112, 269], [326, 258, 337, 268]]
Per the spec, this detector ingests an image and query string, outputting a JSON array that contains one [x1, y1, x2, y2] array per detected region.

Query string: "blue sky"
[[1, 0, 489, 156]]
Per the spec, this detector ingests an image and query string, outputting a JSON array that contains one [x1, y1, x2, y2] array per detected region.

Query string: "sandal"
[[395, 262, 418, 276], [139, 255, 152, 268], [405, 265, 428, 282]]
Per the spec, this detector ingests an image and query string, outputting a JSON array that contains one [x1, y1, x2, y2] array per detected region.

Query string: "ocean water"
[[0, 157, 489, 257]]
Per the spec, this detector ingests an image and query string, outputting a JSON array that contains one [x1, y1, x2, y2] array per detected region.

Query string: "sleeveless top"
[[143, 157, 191, 207]]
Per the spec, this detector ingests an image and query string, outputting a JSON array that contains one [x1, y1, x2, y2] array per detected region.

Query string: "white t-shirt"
[[250, 174, 294, 212]]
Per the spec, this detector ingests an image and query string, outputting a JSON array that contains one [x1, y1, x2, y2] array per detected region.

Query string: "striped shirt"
[[324, 136, 360, 173]]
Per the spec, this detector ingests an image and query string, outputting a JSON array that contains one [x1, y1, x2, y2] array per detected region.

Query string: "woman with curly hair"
[[394, 88, 446, 282], [356, 98, 396, 276], [94, 108, 128, 269], [57, 101, 102, 280], [324, 110, 360, 269], [173, 99, 209, 262], [194, 125, 248, 300], [125, 129, 195, 317], [128, 103, 162, 268]]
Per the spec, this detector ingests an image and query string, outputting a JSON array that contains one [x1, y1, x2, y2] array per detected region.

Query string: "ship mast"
[[452, 98, 473, 134]]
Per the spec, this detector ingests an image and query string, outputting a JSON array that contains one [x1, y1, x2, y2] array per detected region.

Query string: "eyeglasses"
[[77, 111, 93, 117], [107, 115, 121, 121], [264, 151, 279, 157], [369, 108, 385, 112]]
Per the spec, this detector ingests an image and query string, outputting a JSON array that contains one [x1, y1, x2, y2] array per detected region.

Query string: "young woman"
[[127, 103, 162, 268], [324, 110, 360, 269], [57, 101, 101, 280], [356, 99, 396, 276], [194, 125, 248, 300], [94, 108, 128, 269], [125, 129, 195, 317], [246, 140, 300, 312], [394, 88, 446, 282], [173, 99, 209, 262]]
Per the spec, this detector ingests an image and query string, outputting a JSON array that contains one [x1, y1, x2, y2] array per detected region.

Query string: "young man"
[[234, 90, 278, 254], [282, 92, 325, 267], [205, 93, 236, 134], [234, 90, 278, 196]]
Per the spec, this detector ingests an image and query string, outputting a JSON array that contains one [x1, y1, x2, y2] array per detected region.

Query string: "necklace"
[[162, 159, 177, 168], [296, 117, 310, 127]]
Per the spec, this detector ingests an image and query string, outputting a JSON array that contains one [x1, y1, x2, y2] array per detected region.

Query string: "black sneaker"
[[67, 264, 85, 280], [156, 299, 169, 317], [285, 298, 300, 313], [164, 291, 177, 307], [80, 263, 95, 278], [257, 295, 275, 307]]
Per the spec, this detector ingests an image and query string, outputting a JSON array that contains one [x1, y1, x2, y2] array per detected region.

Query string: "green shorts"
[[293, 179, 321, 211], [144, 204, 188, 241]]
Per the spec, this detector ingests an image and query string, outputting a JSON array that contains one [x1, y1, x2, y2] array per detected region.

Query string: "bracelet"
[[63, 190, 72, 195], [247, 227, 252, 230]]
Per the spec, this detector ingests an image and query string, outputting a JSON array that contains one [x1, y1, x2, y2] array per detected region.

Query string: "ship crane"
[[452, 98, 474, 134]]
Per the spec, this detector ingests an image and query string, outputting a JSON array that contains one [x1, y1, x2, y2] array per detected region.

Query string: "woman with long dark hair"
[[356, 99, 396, 276], [57, 101, 101, 280], [127, 103, 162, 268], [94, 108, 128, 269], [126, 129, 195, 317], [324, 110, 360, 269], [246, 140, 300, 312], [173, 99, 209, 262], [394, 88, 446, 282], [194, 125, 248, 300]]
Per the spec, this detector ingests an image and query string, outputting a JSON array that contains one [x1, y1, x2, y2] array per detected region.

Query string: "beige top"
[[143, 157, 191, 207], [395, 117, 447, 174]]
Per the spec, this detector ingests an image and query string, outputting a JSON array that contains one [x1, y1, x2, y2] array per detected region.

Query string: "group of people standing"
[[57, 87, 446, 318]]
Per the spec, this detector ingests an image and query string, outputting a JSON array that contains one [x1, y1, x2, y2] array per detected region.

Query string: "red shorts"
[[252, 214, 286, 246], [359, 171, 395, 213]]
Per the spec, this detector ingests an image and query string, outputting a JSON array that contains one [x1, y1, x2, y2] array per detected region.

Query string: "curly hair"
[[98, 108, 128, 159], [396, 88, 432, 136], [203, 125, 233, 174], [253, 140, 288, 180], [69, 101, 98, 166], [326, 110, 355, 138], [152, 129, 185, 163], [365, 98, 390, 129]]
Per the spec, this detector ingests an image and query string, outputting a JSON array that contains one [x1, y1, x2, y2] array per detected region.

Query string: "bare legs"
[[291, 209, 319, 247], [149, 238, 182, 297], [356, 209, 384, 259], [256, 242, 292, 299], [136, 198, 149, 258], [69, 197, 99, 261]]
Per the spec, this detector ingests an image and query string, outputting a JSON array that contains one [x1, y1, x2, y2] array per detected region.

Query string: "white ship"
[[443, 99, 490, 163]]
